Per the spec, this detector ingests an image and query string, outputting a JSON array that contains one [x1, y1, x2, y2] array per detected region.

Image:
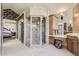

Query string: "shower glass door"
[[31, 17, 41, 45]]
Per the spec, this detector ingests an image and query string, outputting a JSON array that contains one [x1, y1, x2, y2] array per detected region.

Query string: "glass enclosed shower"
[[17, 13, 47, 47]]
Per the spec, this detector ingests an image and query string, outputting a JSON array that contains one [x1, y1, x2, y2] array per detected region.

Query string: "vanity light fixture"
[[60, 13, 64, 20], [74, 13, 79, 17]]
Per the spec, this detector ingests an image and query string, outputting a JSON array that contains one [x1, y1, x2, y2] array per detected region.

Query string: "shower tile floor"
[[2, 39, 73, 56]]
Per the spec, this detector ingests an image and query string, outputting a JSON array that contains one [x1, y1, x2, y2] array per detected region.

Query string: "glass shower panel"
[[32, 17, 40, 45], [42, 17, 46, 45]]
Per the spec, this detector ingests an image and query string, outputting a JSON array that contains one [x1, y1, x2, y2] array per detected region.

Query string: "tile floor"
[[2, 39, 73, 56]]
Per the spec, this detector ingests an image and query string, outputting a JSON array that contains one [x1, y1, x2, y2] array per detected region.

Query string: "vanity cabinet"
[[49, 36, 55, 44], [67, 36, 79, 56], [78, 43, 79, 55], [67, 37, 73, 52]]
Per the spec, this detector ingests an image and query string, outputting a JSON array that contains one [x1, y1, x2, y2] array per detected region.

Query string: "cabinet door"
[[72, 39, 78, 55], [78, 43, 79, 55], [67, 38, 73, 52], [49, 37, 55, 44]]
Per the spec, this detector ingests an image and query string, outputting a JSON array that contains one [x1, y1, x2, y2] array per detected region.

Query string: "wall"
[[3, 19, 16, 32], [73, 13, 79, 33], [73, 4, 79, 33], [30, 6, 48, 16], [74, 4, 79, 14]]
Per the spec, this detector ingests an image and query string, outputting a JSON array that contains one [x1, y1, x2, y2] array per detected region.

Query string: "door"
[[31, 17, 41, 46]]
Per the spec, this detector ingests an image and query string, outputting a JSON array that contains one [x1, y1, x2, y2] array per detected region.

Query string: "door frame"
[[17, 12, 25, 43], [18, 21, 24, 43]]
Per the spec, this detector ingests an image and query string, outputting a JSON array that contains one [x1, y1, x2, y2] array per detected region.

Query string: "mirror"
[[57, 8, 73, 35]]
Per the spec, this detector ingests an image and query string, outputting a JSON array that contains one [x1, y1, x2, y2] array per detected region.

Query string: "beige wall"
[[74, 4, 79, 14], [73, 4, 79, 33], [73, 13, 79, 33], [30, 6, 48, 16]]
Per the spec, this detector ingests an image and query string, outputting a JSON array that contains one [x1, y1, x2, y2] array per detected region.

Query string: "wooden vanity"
[[49, 35, 66, 48], [66, 33, 79, 56], [49, 33, 79, 56]]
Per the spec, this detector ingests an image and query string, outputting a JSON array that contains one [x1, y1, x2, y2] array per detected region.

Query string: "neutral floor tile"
[[2, 39, 73, 56]]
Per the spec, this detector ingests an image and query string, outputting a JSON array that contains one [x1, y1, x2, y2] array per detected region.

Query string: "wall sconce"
[[60, 13, 63, 20], [74, 13, 79, 17], [61, 15, 63, 20]]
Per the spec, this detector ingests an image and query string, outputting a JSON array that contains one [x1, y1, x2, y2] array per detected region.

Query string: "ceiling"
[[2, 3, 77, 15]]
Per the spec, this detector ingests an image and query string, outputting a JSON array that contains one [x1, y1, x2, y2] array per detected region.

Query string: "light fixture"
[[60, 13, 63, 20], [74, 13, 79, 17]]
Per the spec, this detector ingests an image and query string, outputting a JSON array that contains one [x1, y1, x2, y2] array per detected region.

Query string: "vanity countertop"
[[49, 35, 67, 38], [49, 33, 79, 39], [66, 33, 79, 38]]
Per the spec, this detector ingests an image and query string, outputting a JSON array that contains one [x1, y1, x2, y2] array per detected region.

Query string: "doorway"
[[17, 14, 24, 43], [21, 22, 24, 43]]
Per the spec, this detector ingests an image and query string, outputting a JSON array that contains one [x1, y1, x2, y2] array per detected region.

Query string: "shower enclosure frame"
[[17, 11, 49, 47]]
